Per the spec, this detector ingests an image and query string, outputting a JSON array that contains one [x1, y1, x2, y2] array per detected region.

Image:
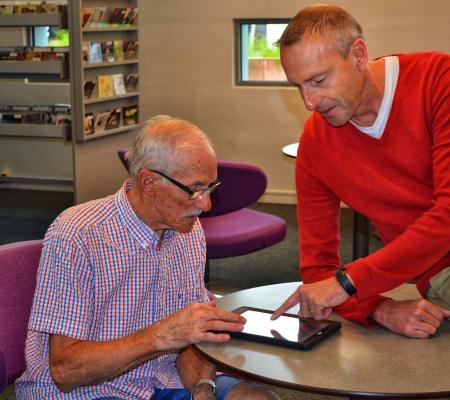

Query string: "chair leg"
[[205, 258, 210, 287]]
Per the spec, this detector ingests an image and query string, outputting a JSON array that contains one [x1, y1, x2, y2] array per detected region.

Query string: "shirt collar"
[[115, 179, 176, 249]]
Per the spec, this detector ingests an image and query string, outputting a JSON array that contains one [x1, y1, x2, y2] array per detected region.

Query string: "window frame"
[[234, 18, 291, 87]]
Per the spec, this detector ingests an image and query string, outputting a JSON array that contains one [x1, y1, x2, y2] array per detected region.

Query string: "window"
[[235, 19, 289, 85], [34, 26, 69, 47]]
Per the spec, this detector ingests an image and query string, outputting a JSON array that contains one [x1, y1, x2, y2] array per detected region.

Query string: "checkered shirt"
[[16, 179, 209, 399]]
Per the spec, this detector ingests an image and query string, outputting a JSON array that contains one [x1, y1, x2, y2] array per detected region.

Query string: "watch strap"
[[335, 267, 357, 296], [191, 379, 216, 399]]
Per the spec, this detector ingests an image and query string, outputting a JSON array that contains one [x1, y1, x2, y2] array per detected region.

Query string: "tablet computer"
[[230, 306, 341, 350]]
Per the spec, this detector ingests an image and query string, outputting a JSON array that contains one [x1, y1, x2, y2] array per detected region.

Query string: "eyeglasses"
[[150, 170, 221, 200]]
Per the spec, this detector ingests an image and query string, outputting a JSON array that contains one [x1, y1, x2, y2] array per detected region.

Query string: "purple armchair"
[[0, 240, 43, 392], [117, 150, 287, 283]]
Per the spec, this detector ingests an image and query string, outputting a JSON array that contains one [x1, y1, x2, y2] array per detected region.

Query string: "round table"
[[196, 282, 450, 399], [282, 142, 299, 159]]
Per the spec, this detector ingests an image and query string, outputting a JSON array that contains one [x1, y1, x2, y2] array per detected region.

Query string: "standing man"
[[272, 5, 450, 338], [17, 115, 280, 400]]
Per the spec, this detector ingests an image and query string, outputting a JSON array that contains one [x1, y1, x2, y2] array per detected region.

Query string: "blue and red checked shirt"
[[16, 180, 209, 399]]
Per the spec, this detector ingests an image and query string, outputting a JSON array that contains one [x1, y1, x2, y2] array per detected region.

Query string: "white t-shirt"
[[351, 56, 399, 139]]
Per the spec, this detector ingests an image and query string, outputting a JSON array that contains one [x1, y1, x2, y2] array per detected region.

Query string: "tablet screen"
[[241, 309, 329, 342]]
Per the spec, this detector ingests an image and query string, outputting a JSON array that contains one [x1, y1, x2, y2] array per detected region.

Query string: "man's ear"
[[138, 169, 157, 196], [350, 38, 368, 71]]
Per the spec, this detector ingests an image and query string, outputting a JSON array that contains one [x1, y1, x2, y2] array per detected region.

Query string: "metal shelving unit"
[[70, 0, 139, 142], [0, 6, 71, 139]]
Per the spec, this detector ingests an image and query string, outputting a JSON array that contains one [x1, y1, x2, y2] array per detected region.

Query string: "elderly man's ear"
[[138, 170, 157, 196]]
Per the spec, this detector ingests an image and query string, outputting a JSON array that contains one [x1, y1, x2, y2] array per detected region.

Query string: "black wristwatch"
[[335, 267, 357, 296]]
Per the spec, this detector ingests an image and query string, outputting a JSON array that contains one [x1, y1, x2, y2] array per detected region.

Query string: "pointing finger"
[[271, 288, 301, 320]]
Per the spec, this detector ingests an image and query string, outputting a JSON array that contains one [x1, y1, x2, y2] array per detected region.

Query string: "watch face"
[[191, 379, 216, 398]]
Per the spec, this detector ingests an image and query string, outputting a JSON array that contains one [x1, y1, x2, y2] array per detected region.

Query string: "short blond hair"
[[278, 4, 364, 58]]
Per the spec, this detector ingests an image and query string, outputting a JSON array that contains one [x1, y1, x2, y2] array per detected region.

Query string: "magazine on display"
[[94, 111, 110, 133], [105, 108, 121, 130], [84, 113, 94, 135], [123, 41, 138, 60], [101, 41, 115, 63], [113, 40, 124, 61], [122, 104, 138, 126], [112, 74, 126, 95], [83, 80, 97, 99], [124, 73, 138, 92], [97, 75, 114, 98], [88, 42, 103, 63]]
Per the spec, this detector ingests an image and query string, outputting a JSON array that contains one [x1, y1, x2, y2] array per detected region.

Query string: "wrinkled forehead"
[[171, 144, 217, 180]]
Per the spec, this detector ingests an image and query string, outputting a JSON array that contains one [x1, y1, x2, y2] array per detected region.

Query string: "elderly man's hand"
[[271, 277, 349, 321], [371, 299, 450, 338], [151, 302, 245, 352]]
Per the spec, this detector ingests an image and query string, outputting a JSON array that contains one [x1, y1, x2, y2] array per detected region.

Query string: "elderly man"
[[272, 5, 450, 338], [17, 116, 279, 400]]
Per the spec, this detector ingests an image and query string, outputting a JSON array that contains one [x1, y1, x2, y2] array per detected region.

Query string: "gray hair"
[[126, 115, 214, 180], [277, 4, 364, 58]]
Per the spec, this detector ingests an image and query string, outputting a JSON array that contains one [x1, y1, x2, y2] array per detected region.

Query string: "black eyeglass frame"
[[150, 169, 221, 200]]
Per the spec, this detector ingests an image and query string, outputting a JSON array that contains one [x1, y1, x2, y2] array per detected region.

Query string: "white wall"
[[139, 0, 450, 204]]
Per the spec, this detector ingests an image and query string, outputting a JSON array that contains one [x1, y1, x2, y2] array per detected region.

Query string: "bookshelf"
[[0, 4, 71, 140], [70, 0, 139, 142], [1, 0, 139, 202], [0, 11, 66, 27]]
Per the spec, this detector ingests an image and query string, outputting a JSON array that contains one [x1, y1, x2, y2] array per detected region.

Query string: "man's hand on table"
[[371, 299, 450, 338], [271, 277, 349, 320], [152, 301, 246, 351]]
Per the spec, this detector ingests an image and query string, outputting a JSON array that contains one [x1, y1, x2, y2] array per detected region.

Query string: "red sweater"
[[297, 52, 450, 325]]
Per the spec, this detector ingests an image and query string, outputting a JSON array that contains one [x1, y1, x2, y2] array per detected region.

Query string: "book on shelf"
[[83, 80, 97, 99], [82, 42, 89, 63], [124, 73, 138, 92], [14, 5, 39, 14], [0, 52, 16, 61], [84, 113, 94, 135], [109, 8, 128, 25], [0, 50, 66, 62], [41, 51, 66, 61], [81, 8, 93, 28], [54, 114, 71, 126], [94, 111, 110, 133], [97, 75, 114, 98], [87, 7, 106, 28], [0, 113, 23, 124], [105, 108, 121, 130], [0, 2, 61, 14], [123, 8, 138, 26], [39, 2, 60, 13], [88, 42, 103, 64], [21, 112, 47, 124], [0, 5, 14, 14], [123, 41, 138, 60], [112, 74, 126, 96], [122, 104, 139, 126], [101, 41, 115, 63], [113, 40, 124, 62]]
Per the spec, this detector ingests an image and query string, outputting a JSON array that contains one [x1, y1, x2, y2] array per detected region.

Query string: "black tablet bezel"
[[230, 306, 341, 350]]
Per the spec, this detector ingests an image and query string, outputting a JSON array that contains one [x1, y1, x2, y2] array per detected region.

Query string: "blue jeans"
[[96, 375, 242, 400]]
